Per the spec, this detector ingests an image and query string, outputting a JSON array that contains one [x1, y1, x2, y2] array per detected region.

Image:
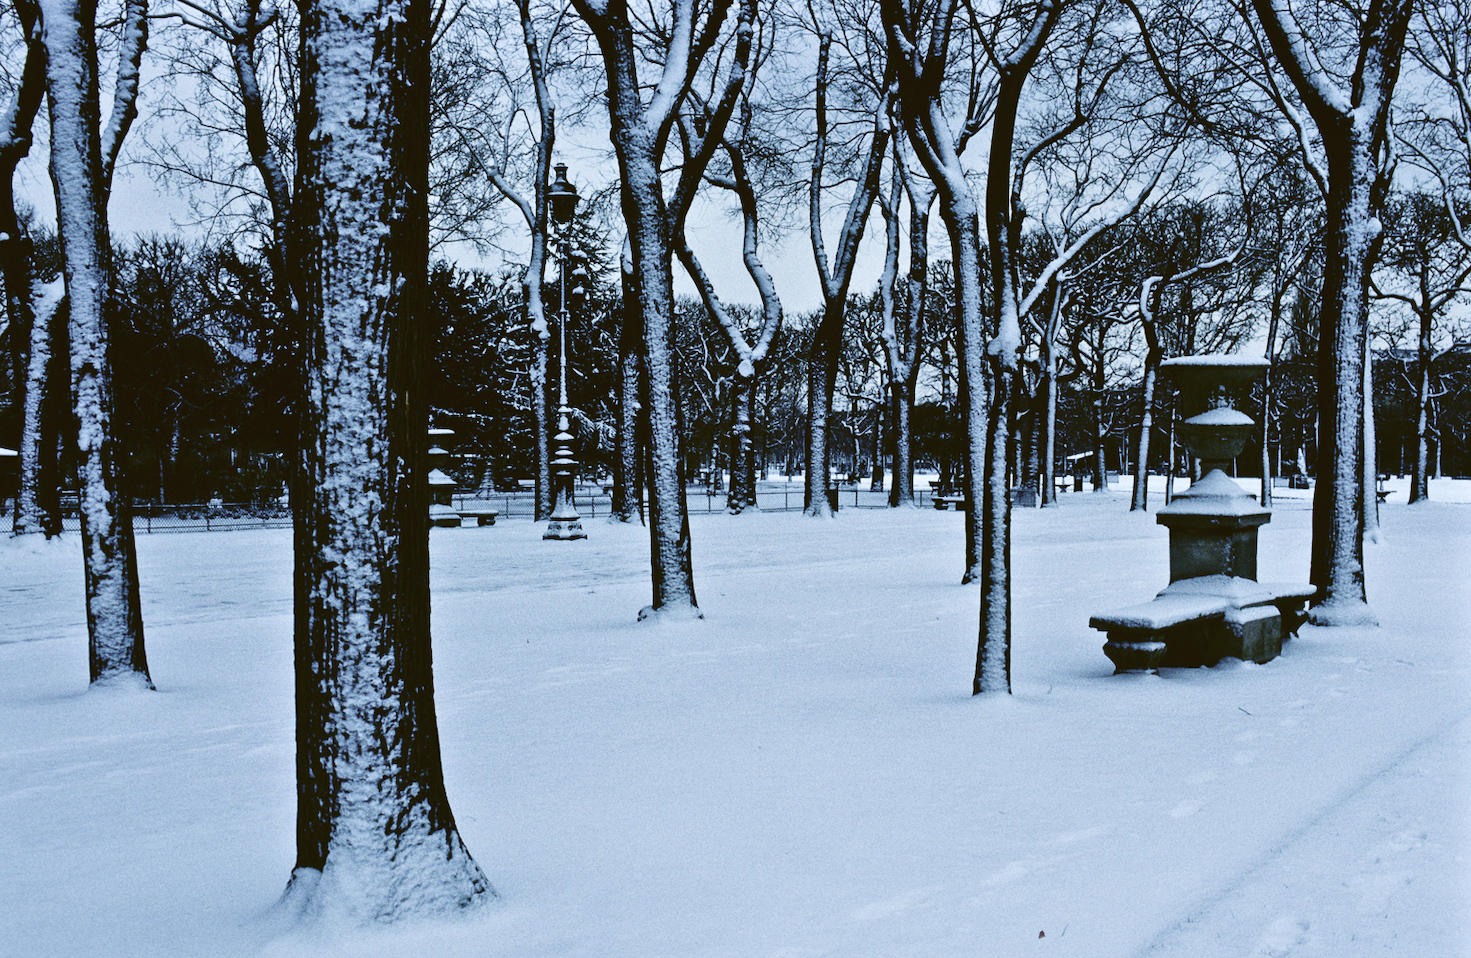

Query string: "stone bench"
[[1091, 576, 1315, 673], [456, 509, 499, 527], [933, 495, 966, 511]]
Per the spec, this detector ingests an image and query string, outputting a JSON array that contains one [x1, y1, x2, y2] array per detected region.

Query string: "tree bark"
[[1039, 298, 1060, 507], [1361, 334, 1379, 542], [572, 0, 745, 617], [1, 0, 45, 483], [613, 254, 643, 521], [728, 374, 756, 512], [286, 0, 488, 918], [14, 282, 65, 536], [1306, 141, 1379, 623], [1131, 352, 1160, 510], [620, 139, 699, 618], [1409, 306, 1431, 502], [40, 0, 152, 687]]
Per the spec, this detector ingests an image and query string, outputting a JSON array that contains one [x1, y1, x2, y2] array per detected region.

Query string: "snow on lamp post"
[[545, 163, 586, 540]]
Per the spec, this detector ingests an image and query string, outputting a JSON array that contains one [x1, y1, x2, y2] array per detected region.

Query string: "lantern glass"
[[548, 163, 579, 227]]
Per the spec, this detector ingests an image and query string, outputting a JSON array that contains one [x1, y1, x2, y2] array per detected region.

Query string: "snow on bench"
[[1091, 576, 1316, 673], [1089, 594, 1232, 633], [1156, 576, 1316, 634]]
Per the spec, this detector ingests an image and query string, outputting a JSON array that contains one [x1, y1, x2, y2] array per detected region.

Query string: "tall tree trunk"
[[613, 259, 642, 522], [286, 0, 488, 918], [869, 398, 885, 492], [1361, 335, 1379, 543], [1131, 354, 1159, 510], [1091, 361, 1108, 493], [1040, 332, 1059, 507], [15, 282, 64, 535], [727, 373, 757, 512], [625, 174, 698, 617], [1410, 306, 1431, 502], [572, 0, 736, 618], [1, 0, 44, 447], [888, 186, 929, 508], [41, 0, 151, 687], [888, 378, 915, 506], [804, 301, 842, 515], [804, 35, 889, 517], [1306, 142, 1379, 625], [977, 358, 1012, 691], [1307, 196, 1373, 620], [1260, 294, 1282, 507], [943, 207, 989, 585], [530, 285, 552, 521], [1020, 380, 1042, 502]]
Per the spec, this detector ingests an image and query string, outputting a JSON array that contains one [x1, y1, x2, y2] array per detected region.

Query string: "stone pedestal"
[[1157, 471, 1271, 582]]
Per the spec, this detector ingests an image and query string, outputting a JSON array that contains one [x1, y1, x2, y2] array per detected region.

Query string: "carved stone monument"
[[1091, 356, 1315, 672]]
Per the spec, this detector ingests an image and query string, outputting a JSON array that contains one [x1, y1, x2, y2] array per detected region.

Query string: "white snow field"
[[1, 488, 1467, 958]]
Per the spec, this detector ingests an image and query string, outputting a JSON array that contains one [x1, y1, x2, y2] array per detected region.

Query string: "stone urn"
[[1156, 356, 1271, 582]]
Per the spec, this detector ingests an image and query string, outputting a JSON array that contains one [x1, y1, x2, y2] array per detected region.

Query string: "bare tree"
[[1396, 0, 1470, 246], [676, 110, 784, 513], [1125, 200, 1248, 511], [2, 0, 54, 536], [1, 0, 41, 400], [14, 277, 66, 537], [804, 12, 893, 517], [37, 0, 152, 686], [1241, 0, 1414, 625], [283, 0, 488, 919], [877, 141, 934, 507], [572, 0, 754, 618], [1387, 0, 1471, 503], [1372, 192, 1471, 503], [884, 0, 996, 581]]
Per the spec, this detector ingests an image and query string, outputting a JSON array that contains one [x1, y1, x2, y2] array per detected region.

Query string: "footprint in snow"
[[1251, 916, 1310, 956]]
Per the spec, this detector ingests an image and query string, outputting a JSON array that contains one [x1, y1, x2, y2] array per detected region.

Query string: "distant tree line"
[[6, 206, 1465, 516]]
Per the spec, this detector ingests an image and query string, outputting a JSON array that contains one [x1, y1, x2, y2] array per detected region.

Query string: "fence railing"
[[454, 482, 929, 518], [3, 484, 939, 535]]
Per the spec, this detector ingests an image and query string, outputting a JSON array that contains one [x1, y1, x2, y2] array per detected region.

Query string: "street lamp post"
[[544, 163, 586, 540]]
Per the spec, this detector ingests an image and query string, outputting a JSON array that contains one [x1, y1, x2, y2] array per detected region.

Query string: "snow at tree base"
[[1, 482, 1466, 957]]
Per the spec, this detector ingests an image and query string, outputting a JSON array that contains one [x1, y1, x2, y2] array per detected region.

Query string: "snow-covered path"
[[0, 492, 1466, 957]]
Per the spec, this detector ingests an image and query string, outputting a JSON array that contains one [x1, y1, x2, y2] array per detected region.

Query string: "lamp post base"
[[543, 490, 585, 541], [543, 517, 586, 540]]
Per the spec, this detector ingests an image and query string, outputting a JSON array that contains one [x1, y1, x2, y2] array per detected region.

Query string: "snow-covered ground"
[[1, 487, 1467, 957]]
